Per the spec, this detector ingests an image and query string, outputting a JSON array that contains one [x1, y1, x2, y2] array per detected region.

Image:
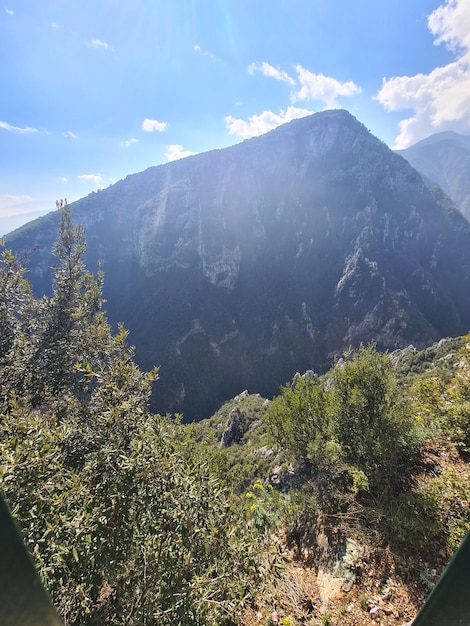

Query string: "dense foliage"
[[0, 207, 279, 625], [265, 347, 416, 506], [265, 344, 469, 561]]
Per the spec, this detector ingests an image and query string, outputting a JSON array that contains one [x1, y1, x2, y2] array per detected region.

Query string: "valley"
[[2, 111, 470, 625]]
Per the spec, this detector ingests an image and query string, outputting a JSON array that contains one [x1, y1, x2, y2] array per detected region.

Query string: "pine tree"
[[1, 202, 110, 411]]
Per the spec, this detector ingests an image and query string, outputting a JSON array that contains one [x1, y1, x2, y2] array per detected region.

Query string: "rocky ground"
[[244, 439, 470, 626], [245, 539, 421, 626]]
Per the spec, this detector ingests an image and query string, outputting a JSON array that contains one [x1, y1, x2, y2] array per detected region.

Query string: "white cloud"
[[78, 174, 104, 188], [292, 65, 361, 108], [376, 0, 470, 148], [0, 195, 34, 216], [225, 105, 314, 140], [0, 195, 53, 235], [0, 120, 38, 134], [164, 144, 196, 162], [245, 60, 360, 107], [193, 44, 220, 62], [120, 137, 139, 148], [63, 130, 77, 139], [59, 177, 68, 183], [51, 22, 59, 30], [240, 62, 359, 135], [428, 0, 470, 52], [141, 118, 167, 132], [87, 39, 109, 49], [5, 7, 14, 15], [248, 61, 295, 85]]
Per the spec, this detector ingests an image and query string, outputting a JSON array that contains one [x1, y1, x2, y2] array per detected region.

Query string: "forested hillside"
[[1, 208, 469, 625]]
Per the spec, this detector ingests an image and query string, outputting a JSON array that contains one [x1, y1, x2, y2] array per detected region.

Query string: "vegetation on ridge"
[[1, 206, 469, 625]]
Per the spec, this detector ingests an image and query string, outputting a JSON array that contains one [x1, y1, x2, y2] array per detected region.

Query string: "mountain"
[[397, 131, 470, 219], [6, 110, 470, 420]]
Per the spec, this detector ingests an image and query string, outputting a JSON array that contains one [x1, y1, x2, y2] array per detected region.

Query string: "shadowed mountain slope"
[[6, 110, 470, 419], [397, 131, 470, 220]]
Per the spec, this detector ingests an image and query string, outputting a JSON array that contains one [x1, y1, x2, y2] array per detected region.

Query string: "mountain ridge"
[[397, 130, 470, 219], [6, 110, 470, 419]]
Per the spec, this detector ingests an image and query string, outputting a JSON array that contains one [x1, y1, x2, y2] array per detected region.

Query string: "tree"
[[265, 374, 330, 464], [0, 244, 33, 411], [330, 345, 414, 494], [1, 202, 110, 413], [0, 247, 31, 360], [1, 203, 273, 625], [26, 202, 110, 407]]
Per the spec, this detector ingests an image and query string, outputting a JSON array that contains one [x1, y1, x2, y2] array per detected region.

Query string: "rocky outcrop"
[[219, 408, 244, 447]]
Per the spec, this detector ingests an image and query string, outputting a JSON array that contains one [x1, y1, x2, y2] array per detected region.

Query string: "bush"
[[330, 345, 415, 495], [265, 374, 330, 464], [1, 403, 272, 624], [444, 335, 470, 454]]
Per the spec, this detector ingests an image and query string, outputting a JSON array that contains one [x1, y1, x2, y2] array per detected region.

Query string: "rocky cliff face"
[[397, 131, 470, 220], [7, 110, 470, 419]]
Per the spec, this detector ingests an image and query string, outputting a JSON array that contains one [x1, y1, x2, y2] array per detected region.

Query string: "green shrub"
[[420, 469, 470, 551], [330, 345, 415, 495], [443, 336, 470, 453], [265, 374, 330, 464]]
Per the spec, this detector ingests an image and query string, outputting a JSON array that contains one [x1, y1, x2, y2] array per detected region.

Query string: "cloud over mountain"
[[376, 0, 470, 148]]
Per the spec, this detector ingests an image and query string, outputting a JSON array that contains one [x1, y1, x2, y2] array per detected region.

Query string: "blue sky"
[[1, 0, 470, 235]]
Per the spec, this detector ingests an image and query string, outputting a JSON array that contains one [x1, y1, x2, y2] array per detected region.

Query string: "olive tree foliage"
[[1, 401, 267, 625], [1, 205, 272, 625]]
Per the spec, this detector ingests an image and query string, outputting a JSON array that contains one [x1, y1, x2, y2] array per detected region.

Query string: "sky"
[[1, 0, 470, 235]]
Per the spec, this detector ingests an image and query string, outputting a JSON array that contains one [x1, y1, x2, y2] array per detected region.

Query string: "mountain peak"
[[6, 111, 470, 420], [254, 108, 376, 146], [401, 130, 470, 151]]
